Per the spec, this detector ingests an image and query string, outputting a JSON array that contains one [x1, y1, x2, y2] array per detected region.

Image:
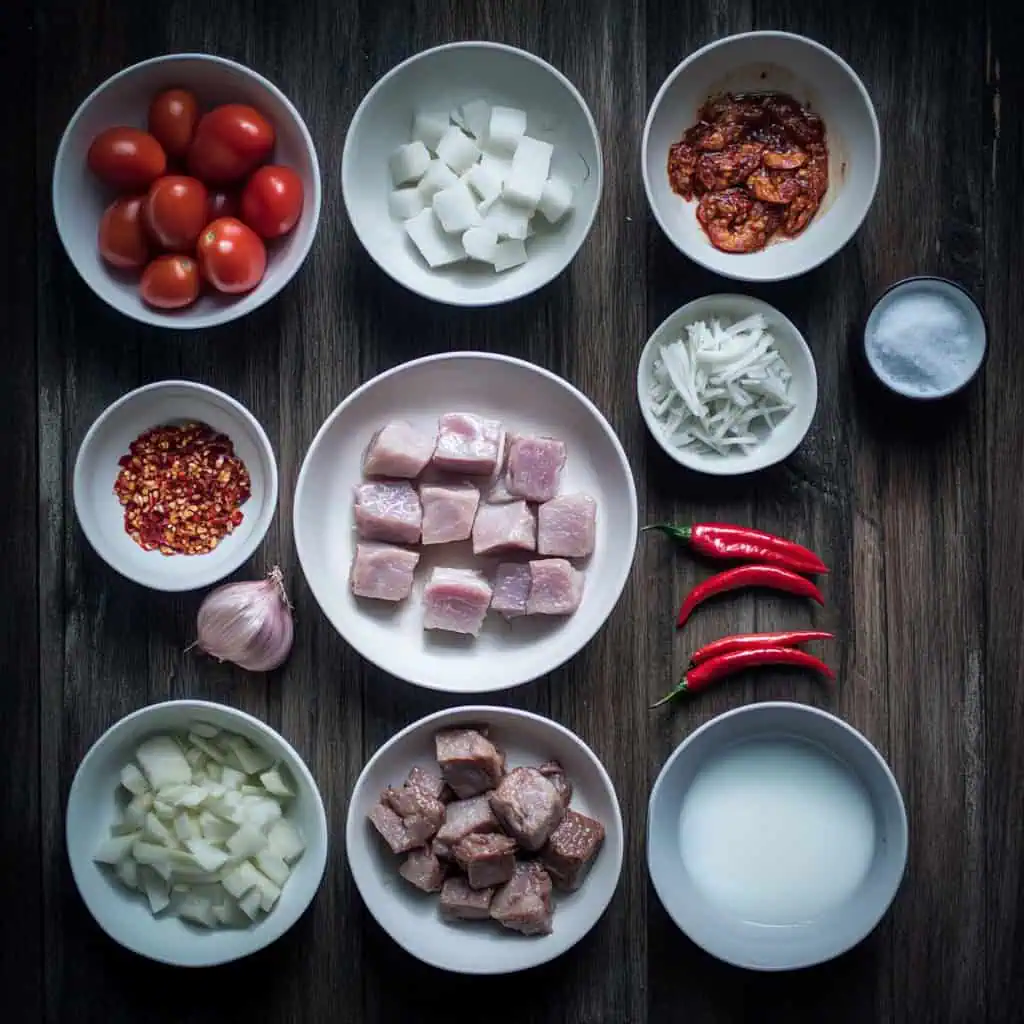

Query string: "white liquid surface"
[[678, 737, 876, 926]]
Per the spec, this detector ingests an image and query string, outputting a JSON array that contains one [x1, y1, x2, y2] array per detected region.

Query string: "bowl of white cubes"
[[66, 699, 328, 966], [341, 41, 603, 306]]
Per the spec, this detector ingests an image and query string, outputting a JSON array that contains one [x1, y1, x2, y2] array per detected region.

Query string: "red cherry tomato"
[[148, 89, 200, 159], [97, 195, 150, 270], [144, 175, 209, 251], [140, 254, 200, 309], [196, 217, 266, 293], [187, 104, 275, 184], [207, 189, 240, 221], [87, 127, 167, 191], [240, 165, 304, 238]]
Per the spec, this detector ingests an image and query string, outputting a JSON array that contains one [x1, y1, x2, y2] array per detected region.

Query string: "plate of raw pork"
[[293, 352, 637, 692]]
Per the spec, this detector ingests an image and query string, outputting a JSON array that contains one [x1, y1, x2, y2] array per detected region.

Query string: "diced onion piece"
[[411, 110, 449, 152], [140, 866, 170, 914], [537, 177, 574, 224], [119, 764, 149, 796], [259, 768, 293, 799], [185, 838, 231, 872], [492, 239, 528, 273], [187, 733, 226, 764], [389, 141, 431, 186], [188, 721, 220, 739], [389, 186, 426, 221], [177, 894, 217, 928], [255, 850, 291, 887], [238, 888, 263, 921], [240, 797, 282, 830], [116, 857, 139, 890], [267, 820, 306, 863], [222, 736, 274, 776], [404, 208, 466, 267], [174, 812, 200, 842], [135, 735, 191, 790], [93, 832, 139, 865], [144, 811, 179, 847], [222, 861, 264, 900], [123, 792, 154, 829], [436, 126, 481, 174], [199, 809, 237, 842], [432, 181, 482, 234], [256, 874, 282, 912], [488, 105, 527, 153], [219, 766, 247, 791], [240, 784, 266, 797], [226, 823, 269, 859], [417, 159, 459, 201]]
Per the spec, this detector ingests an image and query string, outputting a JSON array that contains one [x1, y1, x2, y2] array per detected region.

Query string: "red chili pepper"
[[644, 522, 828, 575], [690, 630, 833, 666], [650, 647, 835, 708], [676, 564, 824, 628]]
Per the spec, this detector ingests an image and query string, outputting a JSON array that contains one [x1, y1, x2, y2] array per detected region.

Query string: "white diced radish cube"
[[417, 159, 459, 200], [482, 199, 531, 240], [226, 823, 268, 859], [457, 99, 491, 139], [404, 209, 466, 267], [493, 239, 529, 272], [223, 736, 274, 775], [480, 152, 513, 180], [436, 126, 480, 174], [185, 838, 231, 872], [94, 832, 139, 865], [503, 135, 553, 209], [464, 162, 503, 205], [256, 850, 291, 887], [462, 226, 500, 262], [488, 106, 527, 152], [538, 177, 575, 223], [119, 764, 148, 796], [136, 735, 191, 789], [389, 141, 431, 186], [433, 181, 482, 233], [116, 857, 139, 890], [267, 820, 306, 863], [389, 187, 426, 220], [412, 110, 449, 152], [259, 768, 293, 798]]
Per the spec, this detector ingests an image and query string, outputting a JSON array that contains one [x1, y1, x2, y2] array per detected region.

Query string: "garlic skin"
[[196, 567, 294, 672]]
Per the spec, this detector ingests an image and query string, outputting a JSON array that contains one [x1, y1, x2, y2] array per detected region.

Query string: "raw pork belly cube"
[[505, 435, 567, 503], [432, 413, 505, 476], [406, 765, 449, 802], [526, 559, 584, 616], [363, 421, 436, 478], [383, 782, 446, 845], [537, 760, 573, 809], [435, 727, 506, 798], [537, 493, 597, 558], [454, 833, 518, 890], [420, 482, 481, 545], [490, 860, 554, 936], [472, 500, 536, 555], [541, 809, 605, 891], [440, 876, 495, 921], [368, 802, 418, 854], [485, 475, 517, 504], [398, 847, 446, 892], [422, 568, 493, 636], [349, 543, 420, 602], [354, 481, 422, 544], [488, 767, 565, 852], [435, 793, 502, 850], [490, 562, 532, 618]]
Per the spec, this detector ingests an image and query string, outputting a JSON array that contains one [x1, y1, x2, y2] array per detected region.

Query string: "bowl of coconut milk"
[[647, 702, 907, 971]]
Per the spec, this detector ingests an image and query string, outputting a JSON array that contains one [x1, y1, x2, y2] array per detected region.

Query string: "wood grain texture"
[[4, 0, 1021, 1021]]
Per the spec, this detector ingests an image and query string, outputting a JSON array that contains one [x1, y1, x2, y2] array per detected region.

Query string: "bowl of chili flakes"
[[643, 31, 880, 282], [73, 380, 278, 592]]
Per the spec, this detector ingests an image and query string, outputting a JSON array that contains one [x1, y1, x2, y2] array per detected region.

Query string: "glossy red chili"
[[650, 647, 835, 708], [690, 630, 833, 666], [676, 564, 825, 628], [644, 522, 828, 575]]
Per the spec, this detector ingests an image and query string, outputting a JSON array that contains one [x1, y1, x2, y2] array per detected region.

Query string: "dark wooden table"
[[6, 1, 1023, 1021]]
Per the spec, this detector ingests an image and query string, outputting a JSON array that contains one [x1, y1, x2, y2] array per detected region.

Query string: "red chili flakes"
[[113, 422, 252, 556]]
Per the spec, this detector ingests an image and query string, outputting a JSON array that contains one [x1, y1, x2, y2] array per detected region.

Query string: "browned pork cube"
[[541, 809, 606, 891], [538, 760, 573, 809], [440, 877, 495, 921], [383, 783, 446, 845], [435, 728, 506, 798], [490, 860, 554, 936], [368, 802, 417, 854], [453, 833, 517, 890], [398, 847, 446, 892], [488, 767, 566, 852], [406, 765, 450, 802]]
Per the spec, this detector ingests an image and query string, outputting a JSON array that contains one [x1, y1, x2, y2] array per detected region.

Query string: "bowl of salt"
[[862, 276, 987, 400]]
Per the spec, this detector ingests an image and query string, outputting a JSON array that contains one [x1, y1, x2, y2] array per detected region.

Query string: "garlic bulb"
[[196, 567, 294, 672]]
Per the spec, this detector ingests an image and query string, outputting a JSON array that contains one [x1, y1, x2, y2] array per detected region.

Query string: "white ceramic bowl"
[[342, 41, 602, 306], [637, 294, 817, 475], [648, 702, 908, 971], [53, 53, 322, 328], [293, 352, 637, 692], [66, 700, 329, 967], [346, 705, 623, 974], [73, 380, 278, 591], [643, 32, 880, 281]]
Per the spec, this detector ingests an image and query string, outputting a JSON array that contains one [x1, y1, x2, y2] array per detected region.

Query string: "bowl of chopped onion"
[[637, 295, 817, 475], [66, 699, 328, 966]]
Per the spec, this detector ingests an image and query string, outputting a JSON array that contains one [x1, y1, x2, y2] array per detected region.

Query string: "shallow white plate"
[[293, 352, 637, 692], [66, 700, 329, 967], [648, 702, 907, 971], [342, 41, 602, 306], [637, 294, 818, 475], [73, 380, 278, 592], [346, 706, 623, 974]]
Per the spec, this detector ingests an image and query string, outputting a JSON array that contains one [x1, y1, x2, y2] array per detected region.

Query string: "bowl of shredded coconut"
[[637, 294, 818, 475], [862, 277, 987, 400]]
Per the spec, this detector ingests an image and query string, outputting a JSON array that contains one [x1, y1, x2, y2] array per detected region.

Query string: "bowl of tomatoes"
[[53, 53, 321, 328]]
